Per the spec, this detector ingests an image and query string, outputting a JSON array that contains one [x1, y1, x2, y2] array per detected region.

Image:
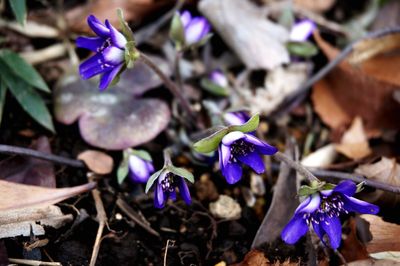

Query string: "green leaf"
[[286, 41, 318, 58], [230, 113, 260, 133], [169, 12, 185, 49], [9, 0, 26, 26], [130, 149, 152, 162], [145, 169, 163, 194], [117, 150, 130, 184], [200, 78, 229, 96], [0, 50, 50, 92], [0, 59, 55, 132], [166, 166, 194, 183], [0, 79, 7, 126], [193, 113, 260, 153]]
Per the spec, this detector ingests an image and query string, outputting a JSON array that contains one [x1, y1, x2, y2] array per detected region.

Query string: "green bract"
[[169, 13, 185, 51], [193, 113, 260, 154], [145, 169, 163, 194], [200, 78, 229, 96], [117, 149, 153, 184], [286, 41, 318, 58], [298, 181, 335, 197]]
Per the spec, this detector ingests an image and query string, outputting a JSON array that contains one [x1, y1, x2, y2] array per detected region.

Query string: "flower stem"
[[273, 151, 319, 182], [174, 50, 184, 91], [139, 52, 195, 119]]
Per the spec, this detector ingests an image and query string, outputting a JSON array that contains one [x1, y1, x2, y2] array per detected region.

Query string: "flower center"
[[230, 140, 255, 162], [304, 194, 347, 225], [161, 173, 175, 193]]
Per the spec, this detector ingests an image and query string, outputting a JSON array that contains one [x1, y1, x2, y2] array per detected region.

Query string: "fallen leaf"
[[370, 252, 400, 262], [54, 57, 171, 150], [241, 63, 310, 115], [77, 150, 114, 175], [0, 205, 73, 238], [199, 0, 290, 70], [361, 214, 400, 253], [239, 250, 270, 266], [340, 217, 369, 262], [294, 0, 335, 13], [209, 195, 241, 220], [335, 117, 372, 160], [355, 157, 400, 206], [311, 31, 400, 132], [301, 144, 337, 168], [347, 259, 400, 265], [0, 180, 96, 211], [0, 136, 55, 187], [252, 141, 298, 247], [66, 0, 175, 35], [371, 1, 400, 31]]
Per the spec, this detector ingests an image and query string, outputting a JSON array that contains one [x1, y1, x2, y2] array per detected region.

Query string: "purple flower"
[[223, 111, 250, 126], [289, 20, 316, 42], [180, 11, 211, 46], [76, 15, 127, 90], [281, 180, 379, 249], [154, 171, 192, 208], [210, 70, 228, 88], [218, 131, 278, 184], [128, 154, 154, 183]]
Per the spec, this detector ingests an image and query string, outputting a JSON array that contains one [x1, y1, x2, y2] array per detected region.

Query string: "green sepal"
[[298, 185, 319, 197], [200, 78, 229, 96], [166, 165, 194, 183], [145, 169, 164, 194], [124, 41, 140, 69], [286, 41, 318, 58], [356, 181, 365, 193], [169, 12, 185, 50], [117, 149, 130, 184], [130, 149, 152, 162], [193, 113, 260, 154], [190, 33, 213, 49], [117, 8, 134, 42]]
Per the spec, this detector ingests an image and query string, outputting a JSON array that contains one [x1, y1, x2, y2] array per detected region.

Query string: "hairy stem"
[[139, 52, 195, 119]]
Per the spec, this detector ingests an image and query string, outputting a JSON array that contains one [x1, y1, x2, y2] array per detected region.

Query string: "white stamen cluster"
[[229, 140, 255, 163], [161, 173, 175, 193], [303, 194, 348, 226]]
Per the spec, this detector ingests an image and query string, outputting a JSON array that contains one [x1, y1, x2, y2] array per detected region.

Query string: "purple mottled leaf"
[[0, 136, 55, 188], [53, 58, 171, 150]]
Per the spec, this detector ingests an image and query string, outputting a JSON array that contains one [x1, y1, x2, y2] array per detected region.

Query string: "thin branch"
[[88, 174, 108, 266], [163, 239, 175, 266], [139, 52, 196, 119], [0, 144, 85, 168], [273, 26, 400, 117], [8, 258, 62, 266], [311, 168, 400, 194], [273, 151, 319, 182]]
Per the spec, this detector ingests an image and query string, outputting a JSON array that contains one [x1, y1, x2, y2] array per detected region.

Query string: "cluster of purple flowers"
[[76, 12, 380, 252]]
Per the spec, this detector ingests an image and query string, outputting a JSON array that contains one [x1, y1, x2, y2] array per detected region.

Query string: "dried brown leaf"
[[77, 150, 114, 175], [0, 180, 96, 211], [0, 137, 55, 188], [239, 250, 270, 266], [199, 0, 289, 70], [312, 31, 400, 132], [347, 259, 400, 265], [340, 217, 369, 262], [66, 0, 174, 35], [355, 157, 400, 206], [294, 0, 335, 13], [336, 117, 371, 160], [361, 214, 400, 253], [0, 205, 73, 238]]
